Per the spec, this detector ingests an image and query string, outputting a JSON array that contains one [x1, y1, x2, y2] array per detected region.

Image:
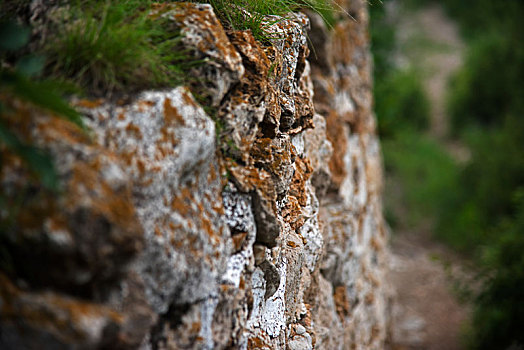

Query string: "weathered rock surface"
[[0, 1, 390, 349]]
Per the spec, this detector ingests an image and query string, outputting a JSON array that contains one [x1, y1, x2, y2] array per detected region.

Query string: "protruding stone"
[[251, 135, 295, 196], [0, 274, 126, 349], [172, 3, 245, 107]]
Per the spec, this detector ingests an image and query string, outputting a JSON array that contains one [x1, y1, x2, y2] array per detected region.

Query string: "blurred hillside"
[[371, 0, 524, 348]]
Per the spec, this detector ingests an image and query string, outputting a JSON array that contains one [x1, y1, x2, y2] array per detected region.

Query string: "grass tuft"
[[43, 0, 192, 96], [193, 0, 340, 42], [21, 0, 342, 95]]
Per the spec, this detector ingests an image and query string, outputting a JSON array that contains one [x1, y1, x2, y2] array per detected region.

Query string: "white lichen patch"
[[246, 256, 287, 340]]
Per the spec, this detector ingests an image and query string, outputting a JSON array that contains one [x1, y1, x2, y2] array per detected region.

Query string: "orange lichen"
[[356, 214, 364, 241], [220, 284, 233, 293], [163, 98, 186, 126], [370, 236, 381, 251], [248, 337, 270, 349], [229, 30, 270, 77], [170, 237, 184, 249], [49, 293, 124, 324], [136, 158, 147, 175], [290, 156, 313, 205], [228, 163, 275, 202], [43, 214, 72, 239], [181, 90, 198, 108], [250, 138, 272, 159], [37, 116, 90, 145], [364, 292, 375, 305], [171, 188, 193, 216], [168, 222, 181, 232], [239, 276, 245, 290], [174, 3, 241, 67], [208, 163, 217, 182], [74, 99, 104, 109], [302, 303, 312, 327], [212, 199, 225, 216], [137, 100, 156, 112], [281, 195, 304, 230], [190, 321, 201, 333], [149, 2, 178, 19], [67, 159, 139, 233], [232, 232, 248, 251], [201, 215, 217, 241], [325, 110, 348, 189], [287, 240, 297, 248], [334, 286, 350, 321], [125, 122, 143, 139], [332, 23, 354, 66]]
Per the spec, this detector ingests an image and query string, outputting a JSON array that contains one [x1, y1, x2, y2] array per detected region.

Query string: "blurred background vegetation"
[[370, 0, 524, 348]]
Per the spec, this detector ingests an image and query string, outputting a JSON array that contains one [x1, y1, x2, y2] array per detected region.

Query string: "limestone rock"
[[0, 1, 390, 349], [0, 274, 125, 349], [0, 99, 143, 298], [80, 87, 231, 316], [172, 3, 245, 107]]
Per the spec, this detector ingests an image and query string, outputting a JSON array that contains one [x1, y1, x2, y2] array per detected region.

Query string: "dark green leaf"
[[0, 71, 86, 130], [17, 145, 59, 191], [0, 120, 59, 191], [16, 55, 46, 77], [0, 21, 30, 51]]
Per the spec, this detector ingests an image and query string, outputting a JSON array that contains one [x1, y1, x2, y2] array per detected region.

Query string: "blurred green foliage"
[[436, 0, 524, 252], [437, 117, 524, 252], [442, 90, 524, 350], [370, 0, 440, 230], [370, 0, 430, 139], [383, 131, 458, 229], [401, 0, 524, 38], [383, 0, 524, 347], [468, 192, 524, 350], [448, 33, 524, 134], [438, 0, 524, 40], [369, 0, 395, 79], [0, 20, 85, 192], [371, 0, 524, 346], [375, 69, 430, 138]]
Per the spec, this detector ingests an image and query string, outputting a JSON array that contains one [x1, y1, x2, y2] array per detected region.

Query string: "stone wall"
[[0, 1, 390, 349]]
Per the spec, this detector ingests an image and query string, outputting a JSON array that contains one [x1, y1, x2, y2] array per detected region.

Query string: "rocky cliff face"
[[0, 1, 390, 349]]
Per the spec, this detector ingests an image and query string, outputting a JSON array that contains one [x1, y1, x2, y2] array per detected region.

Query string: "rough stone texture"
[[0, 1, 390, 349], [308, 1, 391, 348]]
